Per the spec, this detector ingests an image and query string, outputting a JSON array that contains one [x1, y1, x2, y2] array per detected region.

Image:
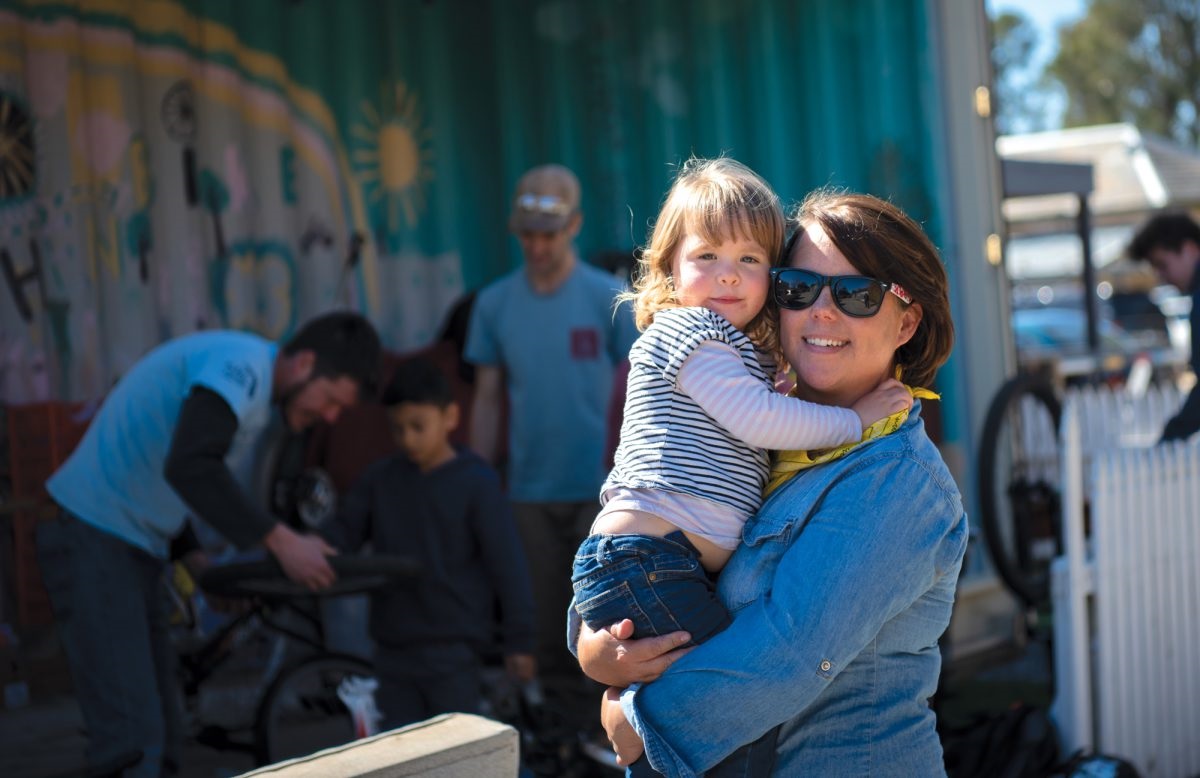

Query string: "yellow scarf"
[[764, 374, 939, 497]]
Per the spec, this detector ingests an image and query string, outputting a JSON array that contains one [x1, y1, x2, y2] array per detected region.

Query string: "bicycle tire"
[[253, 652, 374, 766], [977, 371, 1063, 608], [199, 554, 422, 599]]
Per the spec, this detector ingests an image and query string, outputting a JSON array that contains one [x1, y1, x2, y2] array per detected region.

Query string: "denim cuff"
[[622, 683, 688, 777]]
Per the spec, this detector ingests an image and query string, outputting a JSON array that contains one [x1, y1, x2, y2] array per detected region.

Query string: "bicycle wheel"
[[254, 653, 374, 765], [977, 371, 1063, 609]]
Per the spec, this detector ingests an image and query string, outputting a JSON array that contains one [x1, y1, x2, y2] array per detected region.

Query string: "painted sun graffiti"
[[0, 92, 36, 202], [351, 81, 433, 240]]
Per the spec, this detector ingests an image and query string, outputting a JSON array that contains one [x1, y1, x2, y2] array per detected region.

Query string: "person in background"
[[37, 311, 381, 778], [320, 356, 536, 729], [1128, 211, 1200, 441], [465, 163, 638, 727], [592, 248, 639, 470], [437, 289, 480, 386], [575, 191, 965, 777]]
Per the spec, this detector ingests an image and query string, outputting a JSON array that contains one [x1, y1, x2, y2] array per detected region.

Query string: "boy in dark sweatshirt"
[[320, 357, 536, 729]]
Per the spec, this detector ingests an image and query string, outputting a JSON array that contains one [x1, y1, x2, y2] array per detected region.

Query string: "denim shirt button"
[[819, 660, 832, 672], [648, 573, 657, 581]]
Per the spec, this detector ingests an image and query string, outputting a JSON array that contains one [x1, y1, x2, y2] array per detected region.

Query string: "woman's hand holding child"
[[577, 618, 693, 687]]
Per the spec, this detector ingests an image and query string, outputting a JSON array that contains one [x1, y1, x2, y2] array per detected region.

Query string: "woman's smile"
[[802, 335, 848, 349]]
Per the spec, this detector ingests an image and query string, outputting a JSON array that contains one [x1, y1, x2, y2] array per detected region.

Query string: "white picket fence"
[[1050, 383, 1200, 777]]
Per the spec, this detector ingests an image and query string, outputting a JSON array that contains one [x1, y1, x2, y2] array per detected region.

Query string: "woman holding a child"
[[576, 189, 967, 777]]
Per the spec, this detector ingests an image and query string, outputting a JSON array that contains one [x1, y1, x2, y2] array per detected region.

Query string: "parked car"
[[1012, 304, 1181, 382]]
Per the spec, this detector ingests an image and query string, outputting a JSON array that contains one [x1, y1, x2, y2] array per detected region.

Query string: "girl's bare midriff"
[[590, 509, 733, 572]]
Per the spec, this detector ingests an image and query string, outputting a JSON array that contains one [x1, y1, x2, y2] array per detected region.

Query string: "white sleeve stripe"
[[605, 310, 772, 516], [677, 341, 861, 450]]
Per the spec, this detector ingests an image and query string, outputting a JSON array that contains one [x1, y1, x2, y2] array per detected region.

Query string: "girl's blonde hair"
[[625, 157, 785, 354]]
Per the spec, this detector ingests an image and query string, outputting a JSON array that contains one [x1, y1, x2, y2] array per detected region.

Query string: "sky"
[[989, 0, 1086, 69], [987, 0, 1087, 131]]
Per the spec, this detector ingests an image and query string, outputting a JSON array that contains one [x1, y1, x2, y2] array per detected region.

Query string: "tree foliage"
[[990, 10, 1045, 135], [1048, 0, 1200, 146]]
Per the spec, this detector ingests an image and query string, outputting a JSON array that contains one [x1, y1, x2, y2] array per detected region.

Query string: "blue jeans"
[[572, 532, 776, 777], [374, 642, 481, 730], [513, 501, 600, 732], [36, 510, 183, 778]]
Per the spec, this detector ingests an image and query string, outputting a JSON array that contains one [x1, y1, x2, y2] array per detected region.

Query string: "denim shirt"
[[623, 404, 968, 777]]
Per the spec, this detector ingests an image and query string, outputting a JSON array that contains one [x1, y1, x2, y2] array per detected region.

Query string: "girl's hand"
[[577, 618, 693, 686], [851, 378, 912, 431], [602, 686, 646, 766]]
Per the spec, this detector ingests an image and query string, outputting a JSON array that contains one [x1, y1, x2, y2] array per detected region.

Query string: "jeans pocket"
[[572, 554, 639, 590], [643, 552, 701, 580], [574, 580, 648, 632]]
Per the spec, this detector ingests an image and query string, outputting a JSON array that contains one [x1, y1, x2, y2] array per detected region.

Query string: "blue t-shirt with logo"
[[46, 331, 278, 558], [466, 262, 637, 502]]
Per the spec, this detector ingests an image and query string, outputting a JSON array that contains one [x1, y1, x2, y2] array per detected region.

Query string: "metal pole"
[[1078, 194, 1099, 359]]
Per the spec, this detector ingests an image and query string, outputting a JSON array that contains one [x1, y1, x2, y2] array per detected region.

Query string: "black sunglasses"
[[770, 267, 912, 318]]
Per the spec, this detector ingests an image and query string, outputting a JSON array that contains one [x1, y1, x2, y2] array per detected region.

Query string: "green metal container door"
[[158, 0, 945, 285], [0, 0, 951, 408]]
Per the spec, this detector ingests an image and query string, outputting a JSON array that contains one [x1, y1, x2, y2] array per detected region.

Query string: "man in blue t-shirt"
[[37, 311, 380, 778], [465, 164, 637, 730]]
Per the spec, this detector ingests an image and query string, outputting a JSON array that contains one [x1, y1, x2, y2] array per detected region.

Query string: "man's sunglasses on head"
[[770, 268, 911, 318], [516, 193, 571, 217]]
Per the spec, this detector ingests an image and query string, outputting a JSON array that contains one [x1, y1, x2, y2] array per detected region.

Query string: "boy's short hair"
[[1128, 212, 1200, 260], [283, 311, 381, 396], [382, 356, 453, 408]]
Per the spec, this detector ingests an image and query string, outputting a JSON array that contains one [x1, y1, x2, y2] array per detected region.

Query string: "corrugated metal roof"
[[997, 124, 1200, 233], [1146, 134, 1200, 207]]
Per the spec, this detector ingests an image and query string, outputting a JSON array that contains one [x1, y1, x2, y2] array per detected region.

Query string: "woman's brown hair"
[[791, 190, 954, 388]]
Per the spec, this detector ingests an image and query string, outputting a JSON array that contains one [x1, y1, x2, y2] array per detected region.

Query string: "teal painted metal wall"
[[1, 0, 957, 424], [395, 0, 944, 285], [192, 0, 947, 285]]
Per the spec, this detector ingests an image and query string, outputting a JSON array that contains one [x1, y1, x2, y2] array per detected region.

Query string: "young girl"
[[571, 158, 911, 776]]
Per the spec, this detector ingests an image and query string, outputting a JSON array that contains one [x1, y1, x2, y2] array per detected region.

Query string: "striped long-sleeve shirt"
[[602, 306, 860, 524]]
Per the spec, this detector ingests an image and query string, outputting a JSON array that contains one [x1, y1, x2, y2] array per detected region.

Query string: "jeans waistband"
[[663, 530, 701, 557]]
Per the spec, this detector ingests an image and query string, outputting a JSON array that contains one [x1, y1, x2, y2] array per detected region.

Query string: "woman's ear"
[[895, 303, 923, 348]]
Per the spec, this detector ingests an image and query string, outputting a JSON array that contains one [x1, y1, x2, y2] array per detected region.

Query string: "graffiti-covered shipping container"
[[0, 0, 1002, 376], [0, 0, 1011, 613]]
